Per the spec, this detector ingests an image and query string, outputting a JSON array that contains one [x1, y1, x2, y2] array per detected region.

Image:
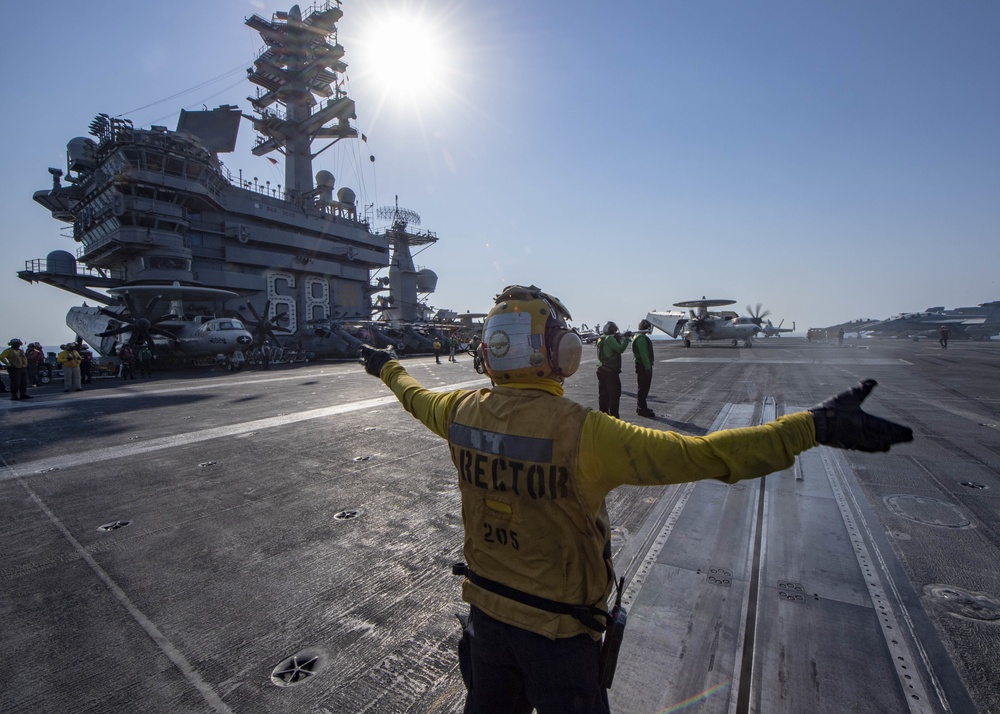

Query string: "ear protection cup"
[[483, 285, 582, 383], [549, 329, 583, 377]]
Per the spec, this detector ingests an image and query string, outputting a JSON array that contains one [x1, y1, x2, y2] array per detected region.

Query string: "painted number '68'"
[[483, 522, 519, 550]]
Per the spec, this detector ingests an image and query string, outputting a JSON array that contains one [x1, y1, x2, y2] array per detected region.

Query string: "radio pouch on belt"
[[453, 563, 628, 689], [599, 576, 627, 689]]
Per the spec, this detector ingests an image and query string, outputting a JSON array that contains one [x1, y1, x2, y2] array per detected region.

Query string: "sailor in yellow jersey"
[[359, 284, 913, 714], [0, 338, 32, 400]]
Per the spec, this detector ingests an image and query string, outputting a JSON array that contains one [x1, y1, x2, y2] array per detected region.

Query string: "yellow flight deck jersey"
[[58, 350, 82, 369], [378, 361, 817, 640], [0, 348, 28, 369]]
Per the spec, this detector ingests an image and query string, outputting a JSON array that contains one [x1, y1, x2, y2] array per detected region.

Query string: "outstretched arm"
[[577, 380, 912, 510], [360, 347, 469, 440]]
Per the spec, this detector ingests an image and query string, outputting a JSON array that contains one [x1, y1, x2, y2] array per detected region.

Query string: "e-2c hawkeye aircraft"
[[669, 299, 768, 347], [67, 283, 253, 367], [643, 300, 771, 347]]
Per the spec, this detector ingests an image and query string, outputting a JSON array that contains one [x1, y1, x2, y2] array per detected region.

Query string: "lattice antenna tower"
[[245, 2, 358, 203]]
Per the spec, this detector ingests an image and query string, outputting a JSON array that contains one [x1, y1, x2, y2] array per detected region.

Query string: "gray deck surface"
[[1, 338, 997, 713]]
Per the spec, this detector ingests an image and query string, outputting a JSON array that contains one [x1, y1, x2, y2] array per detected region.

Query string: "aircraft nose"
[[237, 334, 252, 345]]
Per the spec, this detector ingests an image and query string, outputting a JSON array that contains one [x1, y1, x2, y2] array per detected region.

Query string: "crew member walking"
[[596, 322, 631, 418], [938, 324, 952, 349], [632, 319, 655, 418], [358, 284, 913, 714], [1, 339, 32, 400]]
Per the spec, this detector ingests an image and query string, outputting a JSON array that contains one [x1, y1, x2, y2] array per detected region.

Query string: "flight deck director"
[[359, 284, 913, 714]]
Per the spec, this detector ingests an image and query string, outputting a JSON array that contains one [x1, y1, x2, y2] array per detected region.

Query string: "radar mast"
[[245, 2, 357, 203], [377, 197, 438, 322]]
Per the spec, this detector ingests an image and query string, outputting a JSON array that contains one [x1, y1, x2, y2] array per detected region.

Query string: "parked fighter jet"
[[861, 302, 1000, 340], [574, 324, 601, 344], [760, 319, 795, 338], [66, 283, 253, 366]]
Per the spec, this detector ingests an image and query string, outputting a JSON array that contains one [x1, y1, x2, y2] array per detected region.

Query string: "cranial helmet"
[[603, 321, 619, 335], [638, 319, 652, 332], [8, 338, 22, 346], [482, 285, 583, 384]]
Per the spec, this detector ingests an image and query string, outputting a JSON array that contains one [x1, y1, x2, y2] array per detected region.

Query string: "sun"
[[352, 6, 455, 108]]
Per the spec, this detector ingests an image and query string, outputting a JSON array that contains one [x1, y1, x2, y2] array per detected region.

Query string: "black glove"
[[359, 344, 394, 378], [810, 379, 913, 452], [622, 331, 633, 339]]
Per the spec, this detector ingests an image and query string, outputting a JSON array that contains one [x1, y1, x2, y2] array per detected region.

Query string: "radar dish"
[[674, 298, 737, 309], [377, 196, 420, 227]]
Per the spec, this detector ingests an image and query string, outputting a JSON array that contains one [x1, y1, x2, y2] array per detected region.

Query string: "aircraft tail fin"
[[644, 311, 686, 339]]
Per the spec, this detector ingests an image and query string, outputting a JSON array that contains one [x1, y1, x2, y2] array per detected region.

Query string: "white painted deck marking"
[[0, 376, 490, 481], [5, 457, 234, 714]]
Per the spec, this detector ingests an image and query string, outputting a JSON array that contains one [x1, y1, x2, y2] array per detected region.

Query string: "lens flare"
[[655, 679, 731, 713]]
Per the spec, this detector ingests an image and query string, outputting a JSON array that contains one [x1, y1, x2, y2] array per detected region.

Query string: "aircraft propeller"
[[746, 303, 771, 327], [240, 300, 291, 347], [687, 309, 712, 337], [96, 302, 178, 352]]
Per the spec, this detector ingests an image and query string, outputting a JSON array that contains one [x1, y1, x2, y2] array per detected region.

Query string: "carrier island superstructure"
[[20, 2, 452, 361]]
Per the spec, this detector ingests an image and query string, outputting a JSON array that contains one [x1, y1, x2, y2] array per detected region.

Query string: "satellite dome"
[[46, 250, 77, 275], [415, 269, 438, 293], [315, 170, 335, 189], [337, 187, 356, 205]]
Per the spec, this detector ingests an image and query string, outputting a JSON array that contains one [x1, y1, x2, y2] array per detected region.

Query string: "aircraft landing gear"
[[732, 339, 738, 347], [684, 339, 691, 348]]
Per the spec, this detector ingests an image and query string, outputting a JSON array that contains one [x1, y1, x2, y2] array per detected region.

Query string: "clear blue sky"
[[4, 0, 998, 345]]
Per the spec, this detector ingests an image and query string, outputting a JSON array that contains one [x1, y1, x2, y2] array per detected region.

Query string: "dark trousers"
[[635, 365, 652, 411], [460, 607, 609, 714], [939, 336, 949, 349], [597, 369, 622, 418], [7, 367, 28, 397]]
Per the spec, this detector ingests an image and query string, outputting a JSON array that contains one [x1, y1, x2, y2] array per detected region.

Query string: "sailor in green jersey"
[[596, 322, 631, 418], [358, 284, 913, 714], [632, 319, 655, 418]]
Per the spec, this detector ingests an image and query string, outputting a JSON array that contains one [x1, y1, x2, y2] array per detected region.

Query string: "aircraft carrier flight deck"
[[1, 337, 998, 713]]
